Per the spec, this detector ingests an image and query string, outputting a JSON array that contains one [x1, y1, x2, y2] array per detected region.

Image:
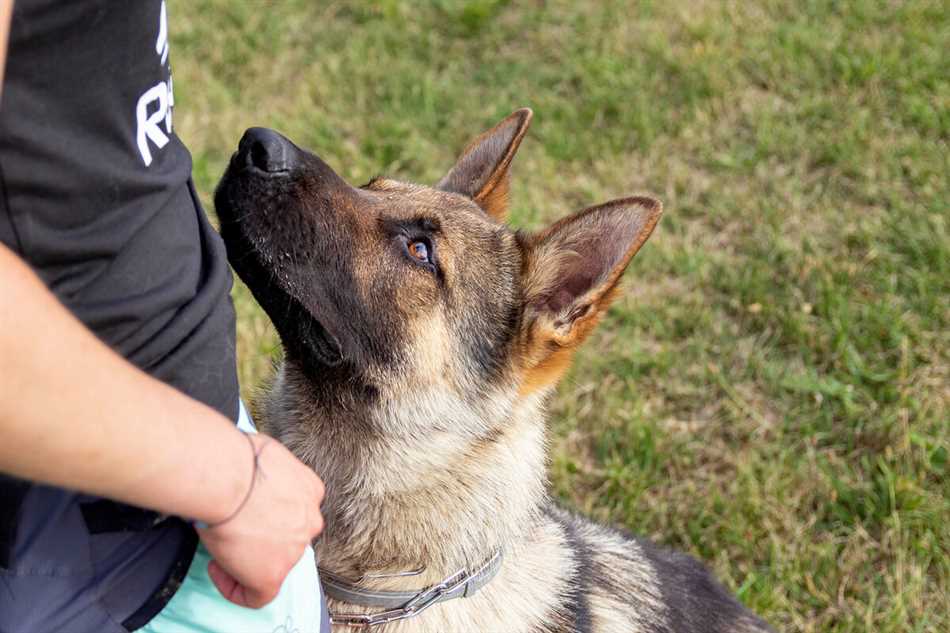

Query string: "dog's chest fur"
[[258, 368, 773, 633]]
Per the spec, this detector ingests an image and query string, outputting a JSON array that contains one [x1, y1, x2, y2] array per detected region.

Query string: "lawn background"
[[168, 1, 948, 631]]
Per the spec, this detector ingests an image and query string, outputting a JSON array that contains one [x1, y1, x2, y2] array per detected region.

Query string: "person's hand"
[[196, 433, 325, 608]]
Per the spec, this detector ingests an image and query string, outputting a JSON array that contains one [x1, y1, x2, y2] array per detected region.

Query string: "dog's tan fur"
[[216, 110, 774, 632]]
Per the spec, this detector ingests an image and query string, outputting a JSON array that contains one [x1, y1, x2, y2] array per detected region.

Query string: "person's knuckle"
[[263, 567, 285, 593], [313, 476, 325, 501], [256, 586, 280, 608]]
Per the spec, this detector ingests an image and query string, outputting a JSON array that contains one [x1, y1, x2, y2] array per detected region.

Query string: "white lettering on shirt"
[[136, 1, 174, 166], [136, 84, 170, 167], [156, 1, 169, 64]]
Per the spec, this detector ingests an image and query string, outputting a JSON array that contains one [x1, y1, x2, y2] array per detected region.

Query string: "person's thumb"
[[207, 559, 278, 608]]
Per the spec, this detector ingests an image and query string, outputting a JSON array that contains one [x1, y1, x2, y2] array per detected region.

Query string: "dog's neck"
[[259, 366, 553, 590]]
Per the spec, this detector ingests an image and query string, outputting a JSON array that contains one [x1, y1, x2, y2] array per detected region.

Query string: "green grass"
[[169, 1, 948, 631]]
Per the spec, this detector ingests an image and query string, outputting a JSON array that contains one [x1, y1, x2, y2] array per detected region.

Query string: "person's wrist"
[[196, 428, 258, 527]]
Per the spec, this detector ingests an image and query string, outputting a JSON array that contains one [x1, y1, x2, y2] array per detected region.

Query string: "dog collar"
[[320, 550, 504, 628]]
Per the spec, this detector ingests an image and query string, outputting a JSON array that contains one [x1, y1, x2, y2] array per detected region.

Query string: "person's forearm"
[[1, 0, 12, 100], [0, 243, 248, 524]]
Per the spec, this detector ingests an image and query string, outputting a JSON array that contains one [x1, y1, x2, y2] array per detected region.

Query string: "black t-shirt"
[[0, 0, 239, 421], [0, 1, 240, 630]]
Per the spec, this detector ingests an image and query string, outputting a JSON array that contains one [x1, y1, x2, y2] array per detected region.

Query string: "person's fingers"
[[207, 559, 280, 608], [207, 559, 244, 605], [241, 582, 281, 609], [308, 498, 325, 538], [312, 514, 324, 540], [313, 471, 325, 503]]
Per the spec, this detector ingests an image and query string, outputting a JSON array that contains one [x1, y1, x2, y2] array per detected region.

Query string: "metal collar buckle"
[[325, 551, 503, 628]]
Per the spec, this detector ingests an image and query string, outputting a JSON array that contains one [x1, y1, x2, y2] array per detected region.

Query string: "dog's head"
[[215, 109, 661, 438]]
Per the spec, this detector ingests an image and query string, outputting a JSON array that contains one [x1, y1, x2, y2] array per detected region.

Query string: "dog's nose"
[[238, 127, 296, 173]]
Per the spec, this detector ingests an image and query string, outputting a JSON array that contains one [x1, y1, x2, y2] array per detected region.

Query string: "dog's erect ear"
[[518, 196, 662, 395], [436, 108, 532, 221]]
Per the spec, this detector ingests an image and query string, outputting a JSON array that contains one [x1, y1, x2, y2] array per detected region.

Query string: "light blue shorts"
[[140, 403, 326, 633]]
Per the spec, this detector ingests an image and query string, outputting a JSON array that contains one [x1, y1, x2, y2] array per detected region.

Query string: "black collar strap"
[[320, 550, 504, 628]]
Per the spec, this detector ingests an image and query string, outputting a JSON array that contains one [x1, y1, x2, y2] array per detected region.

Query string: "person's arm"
[[0, 2, 10, 91], [1, 9, 323, 609], [0, 244, 324, 608], [0, 1, 11, 99]]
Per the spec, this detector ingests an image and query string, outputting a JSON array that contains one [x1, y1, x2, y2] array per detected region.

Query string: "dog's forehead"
[[362, 177, 486, 219], [362, 176, 414, 193]]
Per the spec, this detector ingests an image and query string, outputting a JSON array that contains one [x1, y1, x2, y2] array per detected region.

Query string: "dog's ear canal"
[[436, 108, 533, 221], [517, 197, 662, 394]]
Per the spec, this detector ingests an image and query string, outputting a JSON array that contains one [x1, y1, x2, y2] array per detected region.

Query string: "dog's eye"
[[397, 234, 437, 273], [407, 239, 431, 264]]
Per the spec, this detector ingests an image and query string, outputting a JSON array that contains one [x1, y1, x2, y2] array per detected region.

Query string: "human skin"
[[0, 243, 326, 608], [0, 7, 325, 608], [0, 2, 10, 91]]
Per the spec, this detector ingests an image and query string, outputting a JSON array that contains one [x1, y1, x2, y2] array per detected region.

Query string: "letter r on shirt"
[[136, 83, 170, 167]]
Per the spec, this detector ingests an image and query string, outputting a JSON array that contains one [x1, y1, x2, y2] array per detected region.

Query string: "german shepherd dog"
[[215, 109, 774, 632]]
